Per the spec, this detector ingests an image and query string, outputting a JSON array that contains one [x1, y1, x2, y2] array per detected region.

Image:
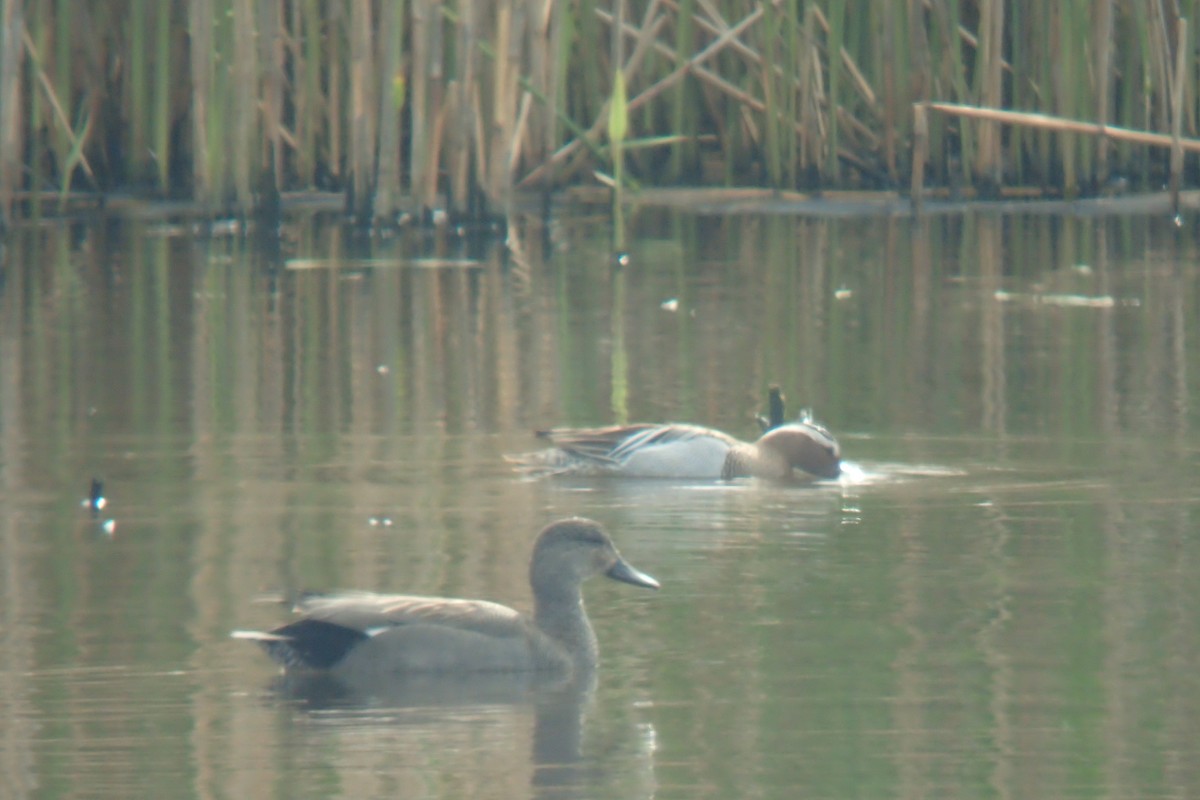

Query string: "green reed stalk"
[[130, 0, 148, 183], [1123, 6, 1150, 180], [783, 2, 800, 185], [25, 2, 45, 217], [327, 5, 343, 188], [232, 0, 257, 209], [1062, 1, 1081, 191], [298, 0, 321, 187], [53, 0, 73, 181], [1006, 0, 1027, 185], [449, 0, 477, 212], [0, 0, 21, 222], [1093, 0, 1115, 183], [797, 4, 817, 174], [1073, 0, 1095, 192], [880, 1, 907, 181], [210, 0, 234, 205], [548, 1, 574, 178], [609, 264, 629, 425], [363, 1, 384, 215], [667, 0, 695, 181], [421, 3, 444, 211], [375, 0, 403, 221], [973, 0, 1003, 188], [934, 0, 971, 187], [578, 0, 603, 126], [189, 0, 212, 205], [25, 4, 45, 200], [348, 0, 374, 218], [409, 0, 430, 205], [153, 1, 171, 191], [761, 1, 781, 187], [510, 6, 538, 185], [609, 68, 628, 250], [260, 0, 283, 191], [824, 0, 844, 182]]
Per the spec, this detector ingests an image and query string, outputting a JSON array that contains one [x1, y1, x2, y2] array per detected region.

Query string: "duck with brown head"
[[233, 518, 659, 683], [506, 419, 841, 481]]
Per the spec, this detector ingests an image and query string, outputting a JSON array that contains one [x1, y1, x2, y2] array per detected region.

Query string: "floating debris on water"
[[82, 478, 116, 537], [992, 290, 1139, 308], [285, 257, 483, 271], [84, 478, 107, 514]]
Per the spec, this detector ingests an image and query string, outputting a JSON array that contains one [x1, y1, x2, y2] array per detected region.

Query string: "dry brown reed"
[[0, 1, 1198, 225]]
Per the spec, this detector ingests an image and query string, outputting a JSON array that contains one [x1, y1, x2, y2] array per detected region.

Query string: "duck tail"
[[230, 629, 289, 642], [502, 450, 578, 477], [231, 629, 305, 669]]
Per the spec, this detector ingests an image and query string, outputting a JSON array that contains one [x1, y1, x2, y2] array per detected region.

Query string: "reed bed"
[[0, 0, 1198, 225]]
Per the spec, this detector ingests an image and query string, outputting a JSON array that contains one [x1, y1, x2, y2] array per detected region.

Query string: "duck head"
[[529, 518, 660, 596], [758, 422, 841, 479]]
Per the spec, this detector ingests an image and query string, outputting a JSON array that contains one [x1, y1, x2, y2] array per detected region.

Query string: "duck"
[[506, 418, 841, 480], [233, 518, 659, 681]]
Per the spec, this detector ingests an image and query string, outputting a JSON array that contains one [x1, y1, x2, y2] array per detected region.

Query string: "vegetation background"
[[1, 0, 1197, 224]]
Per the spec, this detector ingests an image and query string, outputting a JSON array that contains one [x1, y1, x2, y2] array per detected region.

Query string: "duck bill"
[[606, 558, 660, 590], [815, 461, 842, 479]]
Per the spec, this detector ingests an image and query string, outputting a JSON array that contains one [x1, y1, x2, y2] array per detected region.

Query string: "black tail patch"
[[268, 619, 370, 670]]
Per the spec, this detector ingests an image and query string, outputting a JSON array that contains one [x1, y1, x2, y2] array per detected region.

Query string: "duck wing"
[[294, 591, 525, 639], [233, 592, 530, 671], [539, 423, 737, 464]]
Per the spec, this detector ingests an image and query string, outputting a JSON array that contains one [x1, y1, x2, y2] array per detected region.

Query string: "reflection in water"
[[1, 212, 1200, 799], [252, 668, 648, 800]]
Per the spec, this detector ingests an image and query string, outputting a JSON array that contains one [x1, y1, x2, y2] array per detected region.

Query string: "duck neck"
[[533, 584, 599, 667], [724, 442, 787, 479]]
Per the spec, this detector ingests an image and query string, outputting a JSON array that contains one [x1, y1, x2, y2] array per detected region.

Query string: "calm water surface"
[[2, 210, 1199, 799]]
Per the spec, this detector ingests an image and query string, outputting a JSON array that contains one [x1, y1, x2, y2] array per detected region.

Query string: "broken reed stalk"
[[21, 27, 95, 181], [925, 102, 1200, 155], [554, 1, 667, 184], [521, 6, 760, 189]]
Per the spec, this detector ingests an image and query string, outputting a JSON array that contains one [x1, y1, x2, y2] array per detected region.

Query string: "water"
[[2, 210, 1200, 799]]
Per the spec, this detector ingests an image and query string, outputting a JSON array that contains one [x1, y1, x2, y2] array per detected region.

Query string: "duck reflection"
[[259, 667, 653, 800]]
